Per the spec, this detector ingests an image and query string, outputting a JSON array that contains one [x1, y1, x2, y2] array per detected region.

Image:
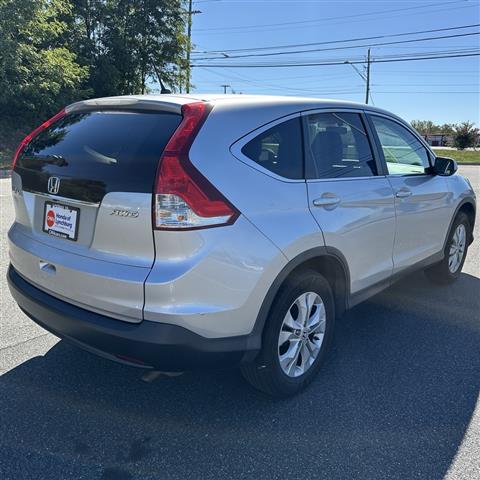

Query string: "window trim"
[[365, 112, 435, 178], [230, 112, 306, 183], [301, 108, 384, 182]]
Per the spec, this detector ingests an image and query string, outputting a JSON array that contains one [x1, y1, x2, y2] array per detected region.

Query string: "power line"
[[195, 80, 480, 87], [195, 70, 479, 82], [192, 23, 480, 54], [375, 83, 480, 86], [191, 52, 480, 68], [195, 48, 480, 69], [194, 0, 465, 32], [195, 66, 346, 94], [194, 2, 477, 35], [193, 31, 480, 60], [373, 71, 480, 75], [374, 91, 479, 94], [363, 47, 478, 60]]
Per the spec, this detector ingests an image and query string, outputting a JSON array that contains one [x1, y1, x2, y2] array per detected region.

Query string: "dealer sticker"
[[43, 202, 80, 241]]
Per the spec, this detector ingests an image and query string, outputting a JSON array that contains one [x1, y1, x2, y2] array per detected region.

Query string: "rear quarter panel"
[[189, 102, 326, 262], [144, 216, 288, 338]]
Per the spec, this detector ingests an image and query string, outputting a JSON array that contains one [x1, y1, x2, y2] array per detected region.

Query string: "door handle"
[[395, 188, 412, 199], [313, 194, 341, 207]]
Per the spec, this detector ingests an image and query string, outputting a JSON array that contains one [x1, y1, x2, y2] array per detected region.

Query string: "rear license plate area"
[[43, 201, 80, 241]]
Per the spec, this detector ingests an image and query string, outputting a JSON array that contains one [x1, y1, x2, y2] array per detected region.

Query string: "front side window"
[[370, 115, 430, 175], [241, 117, 303, 179], [304, 112, 377, 179]]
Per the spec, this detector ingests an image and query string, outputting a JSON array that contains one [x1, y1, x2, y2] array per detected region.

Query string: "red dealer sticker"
[[46, 210, 55, 228]]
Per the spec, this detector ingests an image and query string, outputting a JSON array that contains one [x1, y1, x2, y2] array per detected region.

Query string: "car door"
[[367, 113, 452, 273], [303, 110, 396, 296]]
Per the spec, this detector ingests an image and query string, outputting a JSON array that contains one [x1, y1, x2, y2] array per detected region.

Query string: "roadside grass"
[[432, 148, 480, 164]]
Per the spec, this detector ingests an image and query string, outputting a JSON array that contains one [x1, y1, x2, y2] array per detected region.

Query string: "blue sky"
[[188, 0, 480, 125]]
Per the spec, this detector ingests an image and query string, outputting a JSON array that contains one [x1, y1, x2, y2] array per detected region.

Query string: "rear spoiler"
[[66, 97, 186, 115]]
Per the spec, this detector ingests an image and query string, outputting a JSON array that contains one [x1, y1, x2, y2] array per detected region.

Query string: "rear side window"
[[241, 117, 303, 179], [304, 112, 376, 179], [16, 110, 181, 203]]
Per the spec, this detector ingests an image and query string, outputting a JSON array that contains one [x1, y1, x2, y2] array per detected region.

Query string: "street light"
[[344, 61, 367, 82]]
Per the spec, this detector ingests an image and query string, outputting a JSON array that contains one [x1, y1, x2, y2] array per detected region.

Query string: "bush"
[[453, 121, 478, 150]]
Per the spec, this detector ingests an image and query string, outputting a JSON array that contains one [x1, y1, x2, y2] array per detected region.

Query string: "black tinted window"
[[305, 112, 376, 179], [16, 110, 181, 203], [241, 117, 303, 179]]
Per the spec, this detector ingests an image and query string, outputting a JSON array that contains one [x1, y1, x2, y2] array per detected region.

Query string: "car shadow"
[[0, 271, 479, 480]]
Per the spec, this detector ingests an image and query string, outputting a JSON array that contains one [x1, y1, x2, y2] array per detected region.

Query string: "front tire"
[[241, 271, 335, 397], [425, 211, 470, 285]]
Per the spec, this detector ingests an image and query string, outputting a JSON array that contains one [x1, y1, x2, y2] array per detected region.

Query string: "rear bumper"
[[7, 265, 258, 371]]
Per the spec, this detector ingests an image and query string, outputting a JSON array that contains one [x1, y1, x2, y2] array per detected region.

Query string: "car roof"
[[68, 93, 396, 118], [134, 93, 396, 114]]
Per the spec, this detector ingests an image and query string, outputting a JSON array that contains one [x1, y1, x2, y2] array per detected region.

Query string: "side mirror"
[[433, 156, 457, 176]]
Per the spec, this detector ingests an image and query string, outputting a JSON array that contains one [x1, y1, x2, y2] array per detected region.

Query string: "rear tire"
[[241, 270, 335, 397], [425, 211, 470, 285]]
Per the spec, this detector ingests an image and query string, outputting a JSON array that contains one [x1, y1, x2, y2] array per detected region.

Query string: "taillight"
[[12, 109, 66, 168], [154, 102, 239, 230]]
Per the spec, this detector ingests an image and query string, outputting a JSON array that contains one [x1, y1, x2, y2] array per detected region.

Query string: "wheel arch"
[[444, 198, 476, 249], [458, 200, 476, 244], [244, 247, 350, 361]]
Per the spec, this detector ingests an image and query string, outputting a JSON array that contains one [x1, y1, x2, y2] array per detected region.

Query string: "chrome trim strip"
[[23, 189, 101, 207], [307, 175, 388, 184]]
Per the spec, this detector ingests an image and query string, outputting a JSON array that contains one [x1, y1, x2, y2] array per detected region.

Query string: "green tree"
[[438, 123, 455, 135], [410, 120, 456, 138], [453, 121, 478, 150], [0, 0, 188, 167], [70, 0, 187, 96], [0, 0, 89, 166], [411, 120, 436, 135], [0, 0, 89, 125]]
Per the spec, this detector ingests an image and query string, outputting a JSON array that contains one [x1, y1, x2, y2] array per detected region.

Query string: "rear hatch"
[[9, 100, 182, 322]]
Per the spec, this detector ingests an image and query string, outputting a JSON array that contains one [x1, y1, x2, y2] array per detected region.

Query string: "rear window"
[[16, 110, 181, 203]]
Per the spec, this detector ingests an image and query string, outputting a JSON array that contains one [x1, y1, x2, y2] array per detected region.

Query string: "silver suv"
[[7, 95, 476, 396]]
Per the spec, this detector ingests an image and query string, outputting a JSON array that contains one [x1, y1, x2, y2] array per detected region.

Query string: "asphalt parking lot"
[[0, 166, 479, 480]]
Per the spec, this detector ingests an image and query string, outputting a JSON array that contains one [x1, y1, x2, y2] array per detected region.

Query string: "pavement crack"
[[0, 332, 51, 352]]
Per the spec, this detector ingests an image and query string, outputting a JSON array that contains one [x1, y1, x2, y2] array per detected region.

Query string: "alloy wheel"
[[278, 291, 326, 378], [448, 223, 466, 273]]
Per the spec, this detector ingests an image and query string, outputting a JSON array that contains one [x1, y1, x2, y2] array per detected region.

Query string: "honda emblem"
[[47, 177, 61, 195]]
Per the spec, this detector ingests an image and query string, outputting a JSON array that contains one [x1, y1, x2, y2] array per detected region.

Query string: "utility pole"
[[365, 48, 371, 104], [185, 0, 201, 94], [220, 84, 230, 94], [344, 48, 372, 104], [186, 0, 193, 93]]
